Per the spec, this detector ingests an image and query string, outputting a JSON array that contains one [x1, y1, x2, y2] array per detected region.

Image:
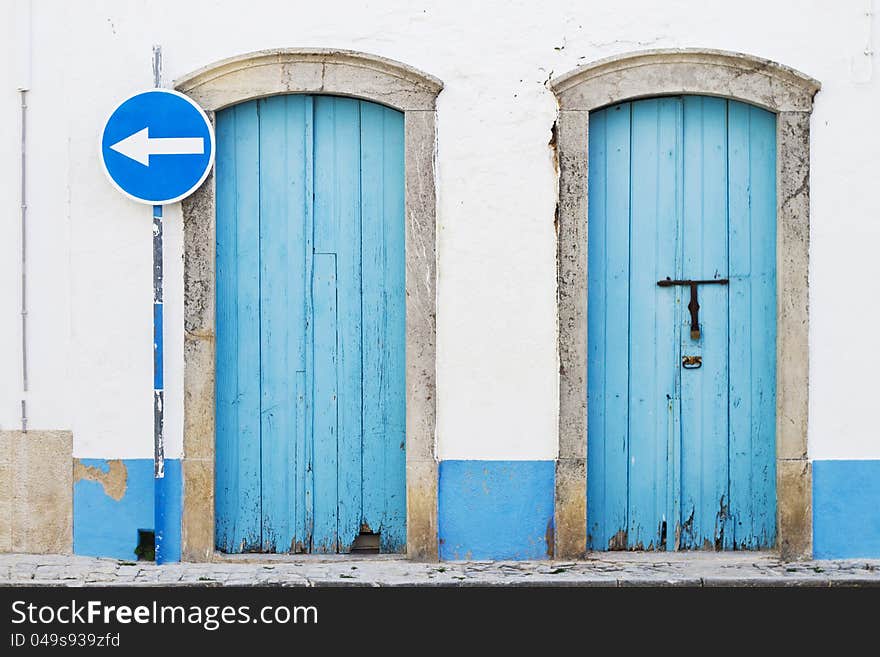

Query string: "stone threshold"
[[1, 553, 879, 587]]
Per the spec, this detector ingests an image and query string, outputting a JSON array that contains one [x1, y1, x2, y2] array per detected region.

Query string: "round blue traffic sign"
[[101, 89, 215, 205]]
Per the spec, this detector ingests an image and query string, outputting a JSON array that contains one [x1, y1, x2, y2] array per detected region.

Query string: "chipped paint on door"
[[215, 95, 406, 554], [587, 96, 776, 551]]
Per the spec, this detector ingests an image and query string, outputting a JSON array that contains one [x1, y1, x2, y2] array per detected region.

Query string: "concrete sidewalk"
[[2, 552, 879, 586]]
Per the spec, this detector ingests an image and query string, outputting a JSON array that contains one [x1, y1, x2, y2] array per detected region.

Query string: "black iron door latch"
[[657, 277, 729, 340]]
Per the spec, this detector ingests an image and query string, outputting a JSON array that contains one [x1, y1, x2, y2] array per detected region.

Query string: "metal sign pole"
[[151, 45, 170, 564], [100, 45, 213, 565], [153, 203, 164, 482]]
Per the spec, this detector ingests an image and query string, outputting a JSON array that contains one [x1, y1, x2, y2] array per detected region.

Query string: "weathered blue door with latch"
[[587, 96, 776, 550], [215, 95, 406, 554]]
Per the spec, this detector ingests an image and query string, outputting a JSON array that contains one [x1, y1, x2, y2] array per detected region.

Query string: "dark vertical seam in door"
[[333, 101, 341, 552], [675, 97, 685, 546], [725, 100, 733, 548], [650, 101, 658, 548], [626, 102, 634, 541], [601, 110, 610, 548], [654, 101, 662, 549], [256, 100, 264, 549], [698, 99, 705, 529], [358, 101, 365, 535], [230, 110, 240, 552], [307, 97, 317, 553], [283, 96, 290, 551]]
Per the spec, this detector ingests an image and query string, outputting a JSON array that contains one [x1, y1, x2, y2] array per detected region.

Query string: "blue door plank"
[[587, 103, 631, 550], [359, 102, 384, 541], [627, 98, 681, 550], [380, 105, 407, 553], [214, 107, 237, 553], [586, 108, 608, 550], [667, 104, 685, 552], [680, 96, 730, 549], [311, 252, 339, 553], [360, 103, 407, 552], [728, 101, 777, 548], [627, 97, 657, 549], [258, 95, 290, 552], [258, 95, 310, 553], [215, 101, 262, 553], [727, 100, 751, 548], [295, 369, 309, 552], [746, 105, 777, 549], [314, 97, 364, 552], [283, 96, 312, 554], [300, 96, 316, 553]]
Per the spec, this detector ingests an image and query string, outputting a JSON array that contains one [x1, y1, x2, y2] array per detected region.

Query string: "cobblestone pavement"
[[1, 552, 879, 586]]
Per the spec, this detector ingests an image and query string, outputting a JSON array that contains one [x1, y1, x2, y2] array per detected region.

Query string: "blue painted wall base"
[[155, 459, 182, 563], [813, 460, 880, 559], [71, 457, 880, 561], [438, 460, 555, 560], [74, 458, 181, 561]]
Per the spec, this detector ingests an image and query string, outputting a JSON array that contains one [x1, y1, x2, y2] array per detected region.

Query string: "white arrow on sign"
[[110, 127, 205, 167]]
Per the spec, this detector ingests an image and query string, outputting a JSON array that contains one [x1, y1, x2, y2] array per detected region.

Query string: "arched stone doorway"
[[550, 49, 819, 560], [174, 49, 442, 561]]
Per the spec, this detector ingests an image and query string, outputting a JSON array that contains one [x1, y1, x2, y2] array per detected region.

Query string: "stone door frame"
[[174, 49, 442, 561], [549, 49, 820, 560]]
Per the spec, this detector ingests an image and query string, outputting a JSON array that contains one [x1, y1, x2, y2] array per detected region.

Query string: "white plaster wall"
[[0, 0, 878, 461]]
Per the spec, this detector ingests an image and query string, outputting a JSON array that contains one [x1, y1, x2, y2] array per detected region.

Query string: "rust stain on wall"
[[74, 460, 128, 501]]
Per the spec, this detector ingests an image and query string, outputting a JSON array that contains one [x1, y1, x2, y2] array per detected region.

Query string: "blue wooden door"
[[215, 95, 406, 554], [587, 96, 776, 551]]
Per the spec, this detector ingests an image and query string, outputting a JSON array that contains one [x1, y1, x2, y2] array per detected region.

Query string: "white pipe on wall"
[[15, 0, 31, 432]]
